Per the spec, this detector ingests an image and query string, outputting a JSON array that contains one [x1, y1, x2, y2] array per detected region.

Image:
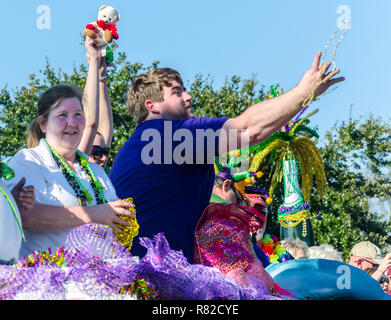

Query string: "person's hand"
[[378, 253, 391, 274], [89, 199, 135, 233], [11, 177, 35, 213], [84, 35, 102, 64], [296, 51, 345, 101]]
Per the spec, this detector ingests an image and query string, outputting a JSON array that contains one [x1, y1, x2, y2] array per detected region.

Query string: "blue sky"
[[1, 0, 390, 139]]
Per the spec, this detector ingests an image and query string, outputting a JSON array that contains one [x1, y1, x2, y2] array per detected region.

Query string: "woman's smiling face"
[[39, 97, 85, 155]]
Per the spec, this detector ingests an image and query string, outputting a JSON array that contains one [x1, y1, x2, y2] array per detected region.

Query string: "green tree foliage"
[[1, 49, 390, 260], [310, 117, 391, 260]]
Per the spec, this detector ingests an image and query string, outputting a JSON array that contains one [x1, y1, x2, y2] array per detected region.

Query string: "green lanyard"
[[0, 185, 25, 242]]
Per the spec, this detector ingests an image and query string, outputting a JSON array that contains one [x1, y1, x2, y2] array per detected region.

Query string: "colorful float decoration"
[[248, 102, 327, 242], [261, 233, 291, 264]]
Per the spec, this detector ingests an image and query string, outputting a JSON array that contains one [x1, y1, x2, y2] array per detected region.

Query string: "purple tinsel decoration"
[[0, 225, 286, 300], [278, 201, 310, 215], [136, 233, 281, 300]]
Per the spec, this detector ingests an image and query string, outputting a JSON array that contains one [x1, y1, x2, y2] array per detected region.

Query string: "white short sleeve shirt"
[[5, 139, 118, 259]]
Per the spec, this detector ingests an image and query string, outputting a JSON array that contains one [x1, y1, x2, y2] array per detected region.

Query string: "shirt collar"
[[36, 139, 88, 171]]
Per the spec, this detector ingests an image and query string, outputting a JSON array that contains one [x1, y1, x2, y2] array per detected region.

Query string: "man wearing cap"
[[349, 241, 391, 283]]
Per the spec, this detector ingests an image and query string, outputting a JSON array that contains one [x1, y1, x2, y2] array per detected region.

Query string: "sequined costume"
[[194, 202, 276, 292]]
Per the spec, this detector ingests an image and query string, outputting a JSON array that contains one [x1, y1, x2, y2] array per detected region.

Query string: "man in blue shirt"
[[110, 54, 344, 263]]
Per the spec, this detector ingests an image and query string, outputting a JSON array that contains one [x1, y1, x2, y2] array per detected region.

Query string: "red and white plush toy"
[[84, 5, 120, 47]]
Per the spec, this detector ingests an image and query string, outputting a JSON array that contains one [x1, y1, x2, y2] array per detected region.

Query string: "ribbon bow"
[[96, 20, 119, 39]]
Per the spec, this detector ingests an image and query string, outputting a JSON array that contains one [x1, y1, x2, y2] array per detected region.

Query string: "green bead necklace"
[[45, 139, 107, 206]]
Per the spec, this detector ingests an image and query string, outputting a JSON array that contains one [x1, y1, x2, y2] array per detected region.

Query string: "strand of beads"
[[52, 153, 88, 206], [45, 139, 106, 206], [77, 152, 106, 204], [301, 21, 349, 109], [322, 19, 350, 71]]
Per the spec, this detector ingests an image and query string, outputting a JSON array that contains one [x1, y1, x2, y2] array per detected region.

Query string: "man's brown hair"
[[126, 68, 184, 124]]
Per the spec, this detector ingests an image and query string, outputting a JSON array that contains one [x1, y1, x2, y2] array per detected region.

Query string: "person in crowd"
[[364, 267, 390, 294], [194, 167, 292, 297], [349, 241, 391, 283], [78, 36, 114, 171], [280, 238, 309, 259], [308, 243, 343, 262], [4, 84, 133, 259], [109, 52, 344, 263], [194, 174, 273, 291], [209, 169, 270, 267], [379, 274, 390, 294], [244, 185, 271, 268]]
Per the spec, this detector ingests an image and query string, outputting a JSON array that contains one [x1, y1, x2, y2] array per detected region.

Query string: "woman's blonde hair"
[[27, 85, 83, 148], [126, 68, 183, 124], [280, 238, 310, 258]]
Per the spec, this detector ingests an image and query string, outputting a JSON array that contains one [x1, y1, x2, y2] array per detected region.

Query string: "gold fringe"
[[278, 210, 310, 228], [249, 140, 288, 172]]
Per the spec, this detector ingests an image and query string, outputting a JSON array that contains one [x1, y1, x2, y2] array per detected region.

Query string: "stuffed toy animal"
[[84, 5, 120, 47]]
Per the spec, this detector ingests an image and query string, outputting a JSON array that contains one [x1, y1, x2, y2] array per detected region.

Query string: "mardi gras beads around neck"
[[45, 139, 106, 206], [113, 197, 139, 250]]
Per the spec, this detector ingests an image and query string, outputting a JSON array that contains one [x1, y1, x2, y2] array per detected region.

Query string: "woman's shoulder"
[[8, 144, 44, 165]]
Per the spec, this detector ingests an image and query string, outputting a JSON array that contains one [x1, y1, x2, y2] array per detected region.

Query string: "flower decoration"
[[260, 233, 291, 263]]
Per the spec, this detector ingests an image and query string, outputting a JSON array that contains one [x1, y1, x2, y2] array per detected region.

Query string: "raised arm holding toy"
[[83, 5, 120, 64]]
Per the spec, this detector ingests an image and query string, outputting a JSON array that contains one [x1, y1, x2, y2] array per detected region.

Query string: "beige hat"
[[350, 241, 384, 264]]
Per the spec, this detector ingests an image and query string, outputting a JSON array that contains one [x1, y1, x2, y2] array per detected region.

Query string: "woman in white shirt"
[[5, 83, 133, 259]]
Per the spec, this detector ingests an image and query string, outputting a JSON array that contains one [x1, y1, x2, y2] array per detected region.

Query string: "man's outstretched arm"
[[219, 51, 345, 153]]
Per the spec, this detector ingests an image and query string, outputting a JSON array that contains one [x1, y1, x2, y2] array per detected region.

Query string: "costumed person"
[[109, 52, 344, 263], [244, 185, 273, 268], [0, 163, 35, 265], [78, 36, 114, 172], [245, 186, 292, 266], [194, 166, 291, 299], [4, 85, 134, 259]]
